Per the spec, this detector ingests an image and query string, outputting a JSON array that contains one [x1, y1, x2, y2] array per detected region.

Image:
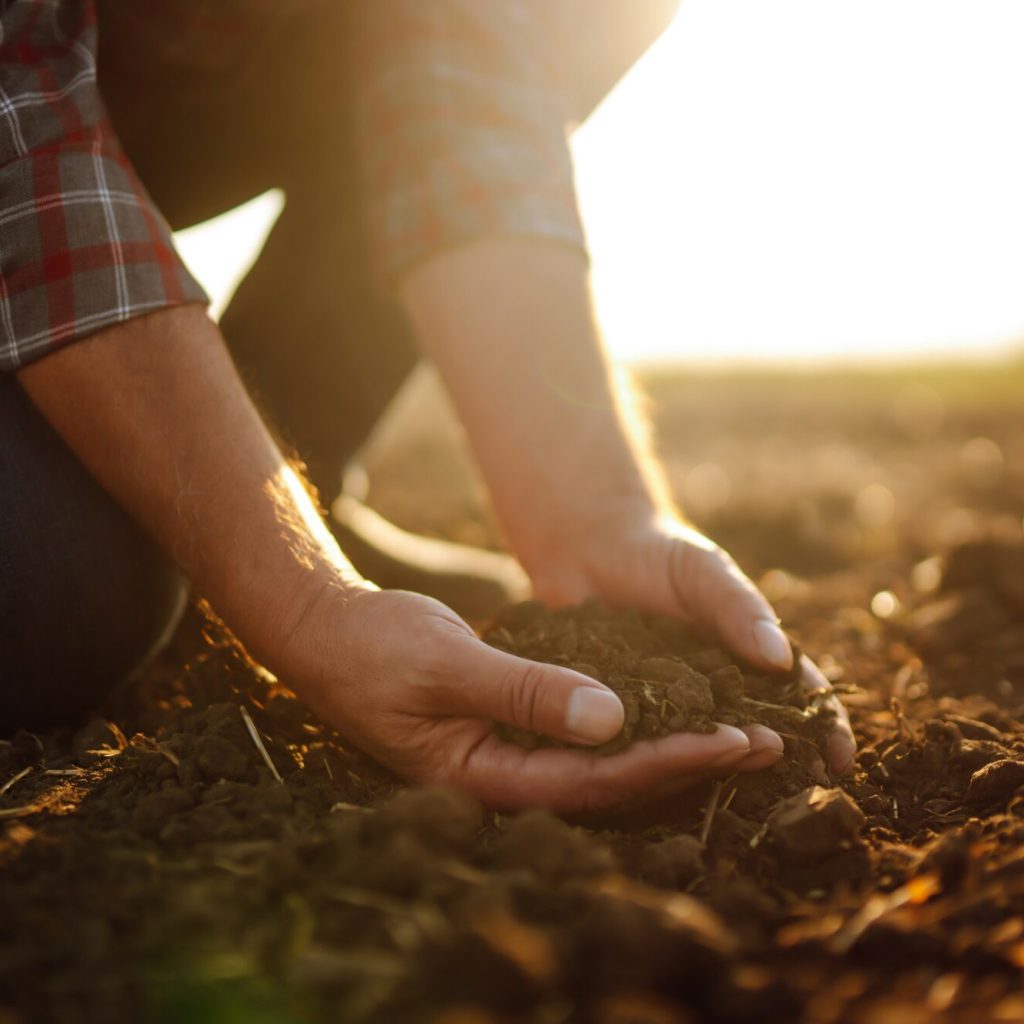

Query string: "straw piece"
[[239, 705, 284, 783], [0, 766, 32, 797], [0, 805, 35, 820], [699, 781, 724, 847], [831, 874, 941, 953]]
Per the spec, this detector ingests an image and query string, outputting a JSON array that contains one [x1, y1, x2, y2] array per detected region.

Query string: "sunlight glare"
[[174, 2, 1024, 367], [573, 0, 1024, 365]]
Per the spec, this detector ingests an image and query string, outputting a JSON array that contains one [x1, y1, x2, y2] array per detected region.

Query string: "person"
[[0, 0, 854, 811]]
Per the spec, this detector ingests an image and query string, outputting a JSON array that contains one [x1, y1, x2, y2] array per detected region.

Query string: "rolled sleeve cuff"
[[350, 0, 588, 290], [0, 146, 208, 372], [370, 131, 589, 288]]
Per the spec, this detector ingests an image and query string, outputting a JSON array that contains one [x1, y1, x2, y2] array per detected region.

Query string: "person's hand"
[[397, 239, 853, 780], [524, 502, 857, 777], [285, 586, 786, 812]]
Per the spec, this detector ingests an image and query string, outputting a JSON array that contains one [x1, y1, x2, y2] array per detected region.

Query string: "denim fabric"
[[0, 376, 186, 733]]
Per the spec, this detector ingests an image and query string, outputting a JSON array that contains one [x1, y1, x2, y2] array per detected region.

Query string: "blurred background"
[[176, 0, 1024, 369], [174, 0, 1024, 597]]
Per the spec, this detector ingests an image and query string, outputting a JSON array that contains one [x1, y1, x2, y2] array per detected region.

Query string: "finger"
[[436, 634, 626, 745], [670, 542, 794, 673], [800, 654, 856, 775], [735, 723, 785, 771], [450, 723, 752, 813], [627, 723, 787, 808]]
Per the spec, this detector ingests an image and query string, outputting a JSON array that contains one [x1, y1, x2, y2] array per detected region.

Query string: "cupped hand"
[[289, 587, 785, 813], [527, 505, 857, 777]]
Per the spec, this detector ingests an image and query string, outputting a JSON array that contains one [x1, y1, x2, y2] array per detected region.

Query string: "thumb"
[[444, 636, 625, 745]]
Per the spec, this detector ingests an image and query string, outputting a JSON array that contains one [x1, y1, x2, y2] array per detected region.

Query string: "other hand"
[[525, 503, 857, 777], [288, 586, 786, 812]]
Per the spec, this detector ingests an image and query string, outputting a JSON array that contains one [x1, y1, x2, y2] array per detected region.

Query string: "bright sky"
[[175, 0, 1024, 367]]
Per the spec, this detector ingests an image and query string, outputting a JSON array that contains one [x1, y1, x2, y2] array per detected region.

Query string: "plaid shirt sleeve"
[[0, 0, 206, 372], [349, 0, 587, 288]]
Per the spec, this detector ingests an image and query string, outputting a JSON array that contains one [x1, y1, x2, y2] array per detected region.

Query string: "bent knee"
[[0, 548, 186, 734], [1, 375, 188, 734]]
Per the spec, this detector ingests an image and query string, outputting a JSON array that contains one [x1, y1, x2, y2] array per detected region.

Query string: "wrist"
[[524, 492, 664, 605], [258, 568, 377, 703]]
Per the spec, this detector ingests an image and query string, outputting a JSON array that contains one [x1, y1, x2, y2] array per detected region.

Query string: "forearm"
[[399, 239, 671, 582], [398, 241, 854, 775], [17, 305, 365, 679]]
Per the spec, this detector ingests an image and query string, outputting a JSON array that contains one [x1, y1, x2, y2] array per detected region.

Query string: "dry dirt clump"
[[907, 538, 1024, 707], [3, 533, 1024, 1023], [484, 600, 833, 760]]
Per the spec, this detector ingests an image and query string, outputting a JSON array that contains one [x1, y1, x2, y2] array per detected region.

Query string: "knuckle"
[[500, 661, 547, 731], [679, 535, 725, 579], [668, 538, 698, 597], [417, 620, 476, 684], [670, 536, 729, 610], [415, 627, 453, 677]]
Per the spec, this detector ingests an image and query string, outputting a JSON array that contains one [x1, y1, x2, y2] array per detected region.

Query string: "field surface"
[[2, 364, 1024, 1024]]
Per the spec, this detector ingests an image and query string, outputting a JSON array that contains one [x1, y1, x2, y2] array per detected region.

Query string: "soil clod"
[[4, 528, 1024, 1022], [483, 601, 830, 760], [964, 758, 1024, 809], [766, 785, 865, 862]]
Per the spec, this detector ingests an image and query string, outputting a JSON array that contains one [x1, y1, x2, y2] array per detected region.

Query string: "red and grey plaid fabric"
[[0, 0, 585, 371], [0, 0, 206, 370]]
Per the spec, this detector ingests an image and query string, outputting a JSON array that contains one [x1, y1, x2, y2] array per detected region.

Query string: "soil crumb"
[[6, 362, 1024, 1024], [484, 601, 833, 760]]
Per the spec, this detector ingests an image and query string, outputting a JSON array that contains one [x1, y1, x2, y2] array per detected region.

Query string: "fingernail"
[[752, 619, 794, 671], [566, 688, 624, 744], [708, 724, 752, 767], [742, 724, 785, 757], [800, 654, 831, 690], [828, 738, 856, 777], [827, 722, 857, 776]]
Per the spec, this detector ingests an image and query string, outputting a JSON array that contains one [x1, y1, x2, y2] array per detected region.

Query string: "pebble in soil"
[[483, 600, 834, 760]]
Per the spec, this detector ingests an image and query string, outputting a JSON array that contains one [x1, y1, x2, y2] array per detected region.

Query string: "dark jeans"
[[0, 377, 186, 732], [2, 1, 680, 733]]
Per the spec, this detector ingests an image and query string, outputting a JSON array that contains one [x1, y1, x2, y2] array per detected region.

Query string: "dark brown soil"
[[484, 601, 833, 761], [4, 368, 1024, 1024]]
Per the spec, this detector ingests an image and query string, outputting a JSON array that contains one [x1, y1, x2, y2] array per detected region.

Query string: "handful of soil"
[[483, 601, 834, 757]]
